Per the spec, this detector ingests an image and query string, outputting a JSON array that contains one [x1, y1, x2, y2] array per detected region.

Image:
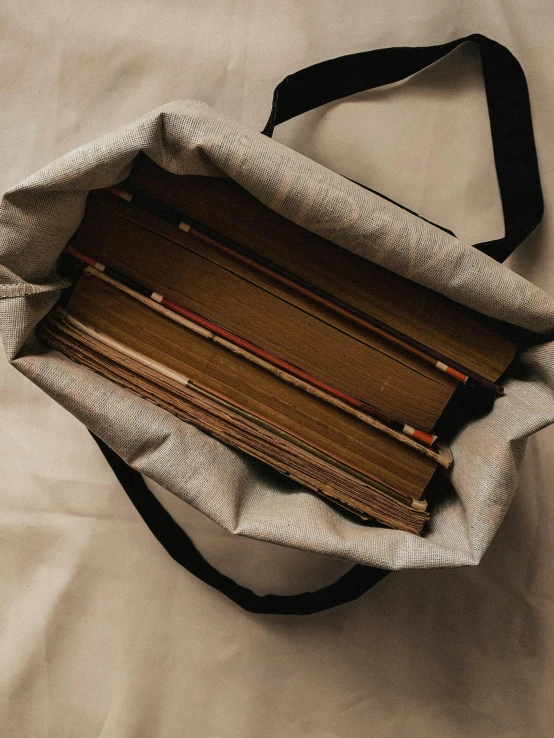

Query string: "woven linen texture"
[[1, 100, 553, 569]]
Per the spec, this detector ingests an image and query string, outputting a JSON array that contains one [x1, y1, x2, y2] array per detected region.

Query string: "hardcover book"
[[39, 155, 517, 534]]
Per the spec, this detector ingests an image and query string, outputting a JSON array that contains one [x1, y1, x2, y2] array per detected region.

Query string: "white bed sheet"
[[1, 1, 553, 736]]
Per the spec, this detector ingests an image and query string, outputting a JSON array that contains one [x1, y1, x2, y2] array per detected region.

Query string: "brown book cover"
[[71, 191, 459, 431], [64, 272, 438, 499], [39, 272, 434, 533], [129, 155, 516, 384]]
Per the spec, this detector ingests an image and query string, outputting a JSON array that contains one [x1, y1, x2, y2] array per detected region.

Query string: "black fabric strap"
[[262, 34, 543, 262], [93, 434, 388, 615]]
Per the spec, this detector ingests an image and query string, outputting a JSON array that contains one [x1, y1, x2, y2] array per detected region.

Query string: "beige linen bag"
[[1, 35, 553, 614]]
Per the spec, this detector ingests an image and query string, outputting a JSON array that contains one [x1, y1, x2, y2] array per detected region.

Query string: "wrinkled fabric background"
[[1, 1, 553, 736]]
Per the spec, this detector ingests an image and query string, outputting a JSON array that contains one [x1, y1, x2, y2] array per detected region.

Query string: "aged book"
[[70, 190, 458, 431], [39, 270, 436, 534], [128, 155, 516, 387], [38, 155, 517, 534]]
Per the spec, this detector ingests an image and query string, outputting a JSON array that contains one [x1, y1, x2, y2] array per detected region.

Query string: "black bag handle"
[[93, 435, 388, 615], [262, 34, 543, 263]]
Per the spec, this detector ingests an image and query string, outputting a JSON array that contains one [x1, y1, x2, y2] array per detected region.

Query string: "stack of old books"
[[38, 155, 516, 535]]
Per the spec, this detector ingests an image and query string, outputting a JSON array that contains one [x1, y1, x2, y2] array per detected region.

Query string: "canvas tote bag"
[[1, 34, 553, 614]]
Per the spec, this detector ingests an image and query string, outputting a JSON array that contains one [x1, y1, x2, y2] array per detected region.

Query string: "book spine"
[[40, 312, 430, 524], [66, 250, 452, 468], [105, 184, 504, 396], [47, 308, 429, 508], [67, 244, 440, 446]]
